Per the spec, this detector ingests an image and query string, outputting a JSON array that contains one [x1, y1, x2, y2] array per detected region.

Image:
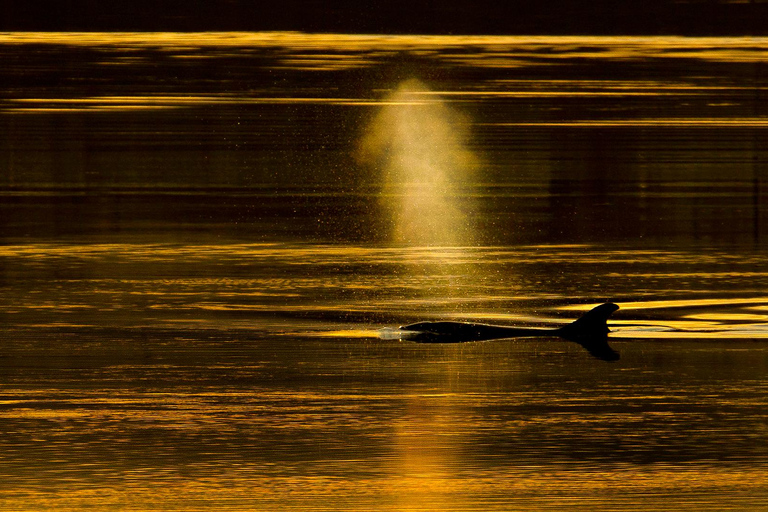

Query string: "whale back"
[[397, 302, 621, 360]]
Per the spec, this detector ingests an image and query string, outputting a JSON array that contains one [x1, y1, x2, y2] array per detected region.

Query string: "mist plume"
[[357, 79, 478, 246]]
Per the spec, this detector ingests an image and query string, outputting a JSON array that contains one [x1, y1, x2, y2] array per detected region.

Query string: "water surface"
[[1, 33, 768, 510]]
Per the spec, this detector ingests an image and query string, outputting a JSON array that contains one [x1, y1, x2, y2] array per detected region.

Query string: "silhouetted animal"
[[400, 303, 620, 361]]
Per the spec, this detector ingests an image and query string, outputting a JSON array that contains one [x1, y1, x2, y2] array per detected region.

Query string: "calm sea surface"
[[1, 33, 768, 510]]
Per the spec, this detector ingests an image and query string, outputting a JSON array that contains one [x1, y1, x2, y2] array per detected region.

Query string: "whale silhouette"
[[398, 302, 620, 361]]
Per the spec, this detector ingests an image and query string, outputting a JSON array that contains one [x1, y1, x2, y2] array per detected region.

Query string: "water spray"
[[358, 79, 478, 246]]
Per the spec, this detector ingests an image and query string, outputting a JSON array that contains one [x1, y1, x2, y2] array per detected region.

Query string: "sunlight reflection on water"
[[2, 32, 768, 511], [3, 243, 768, 338]]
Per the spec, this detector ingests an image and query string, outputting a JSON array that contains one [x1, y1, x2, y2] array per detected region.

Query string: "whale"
[[397, 302, 620, 361]]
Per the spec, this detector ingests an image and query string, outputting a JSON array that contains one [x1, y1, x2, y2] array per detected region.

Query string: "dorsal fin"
[[556, 303, 620, 360], [559, 302, 618, 338]]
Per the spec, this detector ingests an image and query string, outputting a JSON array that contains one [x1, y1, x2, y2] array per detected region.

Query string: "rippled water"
[[1, 33, 768, 510]]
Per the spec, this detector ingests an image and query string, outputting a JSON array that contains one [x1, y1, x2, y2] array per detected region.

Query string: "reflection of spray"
[[358, 79, 477, 246]]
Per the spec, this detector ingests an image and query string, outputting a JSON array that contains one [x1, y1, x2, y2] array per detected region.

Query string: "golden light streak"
[[413, 90, 701, 97], [685, 313, 768, 321], [483, 119, 768, 127], [562, 298, 768, 314], [0, 32, 764, 53], [617, 298, 768, 311], [7, 105, 178, 113], [442, 312, 570, 324], [1, 33, 767, 70], [610, 328, 768, 339], [309, 329, 382, 338], [486, 79, 756, 90], [3, 95, 416, 113]]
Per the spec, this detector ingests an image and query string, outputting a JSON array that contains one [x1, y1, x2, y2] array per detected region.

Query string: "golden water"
[[1, 33, 767, 510]]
